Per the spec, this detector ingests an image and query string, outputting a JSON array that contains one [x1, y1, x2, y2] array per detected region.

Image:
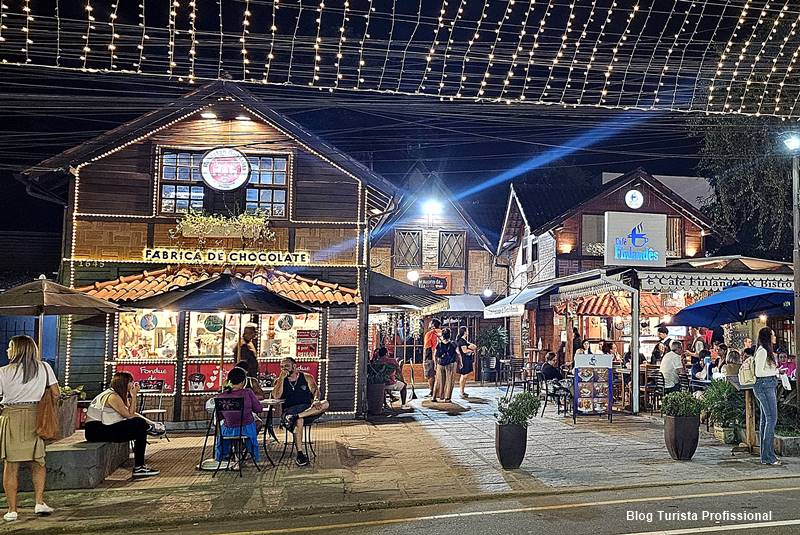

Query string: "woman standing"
[[0, 336, 59, 522], [753, 327, 784, 466], [455, 326, 476, 399], [84, 372, 163, 478], [433, 329, 458, 402]]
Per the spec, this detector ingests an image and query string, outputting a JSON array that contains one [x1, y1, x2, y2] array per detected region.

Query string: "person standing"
[[422, 319, 442, 398], [433, 329, 458, 402], [0, 336, 60, 522], [688, 327, 706, 356], [654, 327, 672, 361], [455, 326, 476, 399], [753, 327, 784, 466], [236, 323, 260, 378]]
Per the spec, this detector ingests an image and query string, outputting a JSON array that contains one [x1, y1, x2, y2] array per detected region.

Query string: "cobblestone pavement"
[[3, 386, 798, 533]]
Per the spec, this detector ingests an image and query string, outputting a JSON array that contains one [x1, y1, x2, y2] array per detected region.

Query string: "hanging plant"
[[170, 211, 276, 247]]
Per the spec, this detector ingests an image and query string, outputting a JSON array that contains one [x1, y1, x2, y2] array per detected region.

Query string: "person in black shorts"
[[272, 357, 329, 466], [455, 326, 476, 399]]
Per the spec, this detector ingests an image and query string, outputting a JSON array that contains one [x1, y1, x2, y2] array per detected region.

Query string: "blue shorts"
[[215, 422, 260, 462]]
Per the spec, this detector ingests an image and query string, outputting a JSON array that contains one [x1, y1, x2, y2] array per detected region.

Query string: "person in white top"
[[84, 371, 164, 478], [753, 327, 784, 466], [0, 336, 60, 522], [659, 341, 685, 393]]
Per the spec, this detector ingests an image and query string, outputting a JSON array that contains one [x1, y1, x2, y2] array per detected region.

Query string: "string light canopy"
[[3, 1, 800, 118]]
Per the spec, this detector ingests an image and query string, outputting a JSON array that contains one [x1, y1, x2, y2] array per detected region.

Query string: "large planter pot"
[[774, 435, 800, 457], [664, 415, 700, 461], [366, 383, 385, 416], [57, 395, 78, 440], [713, 424, 736, 444], [495, 423, 528, 469]]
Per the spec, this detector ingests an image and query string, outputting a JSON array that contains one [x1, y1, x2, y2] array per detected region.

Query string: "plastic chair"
[[139, 379, 169, 442], [212, 397, 261, 478]]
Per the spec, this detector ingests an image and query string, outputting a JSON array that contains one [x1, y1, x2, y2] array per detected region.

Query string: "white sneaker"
[[400, 404, 412, 410], [34, 503, 54, 516], [3, 512, 17, 522]]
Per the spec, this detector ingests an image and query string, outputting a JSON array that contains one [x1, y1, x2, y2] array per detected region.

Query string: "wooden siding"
[[77, 144, 154, 215], [326, 307, 358, 412], [293, 152, 359, 222]]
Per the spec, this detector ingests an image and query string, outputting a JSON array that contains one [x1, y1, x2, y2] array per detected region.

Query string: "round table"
[[260, 398, 284, 443]]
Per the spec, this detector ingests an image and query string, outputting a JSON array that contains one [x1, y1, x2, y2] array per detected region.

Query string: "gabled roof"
[[18, 80, 397, 206], [76, 266, 361, 306], [373, 160, 496, 252], [528, 168, 716, 236]]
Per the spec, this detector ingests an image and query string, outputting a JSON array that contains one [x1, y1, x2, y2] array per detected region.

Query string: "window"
[[245, 156, 288, 218], [530, 242, 539, 263], [581, 214, 605, 256], [521, 232, 529, 264], [666, 217, 683, 257], [160, 151, 205, 214], [439, 231, 465, 269], [395, 230, 422, 268]]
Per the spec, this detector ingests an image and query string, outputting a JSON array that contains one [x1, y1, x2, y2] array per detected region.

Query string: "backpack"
[[738, 356, 756, 385], [436, 342, 457, 366]]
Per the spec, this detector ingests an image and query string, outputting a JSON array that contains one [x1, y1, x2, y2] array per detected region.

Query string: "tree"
[[688, 115, 793, 261]]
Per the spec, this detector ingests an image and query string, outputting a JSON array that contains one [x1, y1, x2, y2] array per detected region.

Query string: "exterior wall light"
[[407, 270, 420, 283]]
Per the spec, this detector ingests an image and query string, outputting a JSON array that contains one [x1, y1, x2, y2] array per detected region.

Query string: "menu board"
[[115, 363, 176, 393], [573, 354, 614, 423], [259, 313, 320, 359]]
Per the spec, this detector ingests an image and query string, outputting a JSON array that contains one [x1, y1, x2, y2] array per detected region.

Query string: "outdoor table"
[[689, 378, 712, 392], [260, 398, 284, 444]]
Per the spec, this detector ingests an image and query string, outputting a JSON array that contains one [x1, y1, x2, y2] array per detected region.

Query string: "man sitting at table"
[[272, 357, 329, 467], [541, 352, 563, 381], [659, 341, 685, 394]]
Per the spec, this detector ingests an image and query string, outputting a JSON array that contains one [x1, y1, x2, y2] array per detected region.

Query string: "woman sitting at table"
[[780, 354, 797, 379], [214, 367, 263, 464], [691, 349, 715, 380], [575, 339, 592, 355], [541, 352, 563, 381]]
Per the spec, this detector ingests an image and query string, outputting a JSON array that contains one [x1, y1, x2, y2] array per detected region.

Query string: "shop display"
[[573, 354, 614, 423], [189, 313, 241, 357], [117, 311, 178, 359], [258, 313, 319, 359], [115, 363, 176, 393]]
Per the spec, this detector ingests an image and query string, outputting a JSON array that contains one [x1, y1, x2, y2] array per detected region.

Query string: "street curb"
[[14, 473, 800, 534]]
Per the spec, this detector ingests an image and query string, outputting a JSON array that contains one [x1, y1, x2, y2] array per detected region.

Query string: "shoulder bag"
[[36, 365, 59, 440]]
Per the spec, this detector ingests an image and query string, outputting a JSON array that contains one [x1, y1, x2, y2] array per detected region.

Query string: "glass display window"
[[117, 311, 179, 360], [188, 313, 242, 358], [258, 313, 320, 359]]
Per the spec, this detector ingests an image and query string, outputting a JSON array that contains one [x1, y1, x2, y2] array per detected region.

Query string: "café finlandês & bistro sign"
[[143, 248, 310, 265]]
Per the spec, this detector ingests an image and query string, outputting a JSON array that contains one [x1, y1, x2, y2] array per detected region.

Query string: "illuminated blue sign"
[[614, 223, 660, 262], [604, 212, 667, 267]]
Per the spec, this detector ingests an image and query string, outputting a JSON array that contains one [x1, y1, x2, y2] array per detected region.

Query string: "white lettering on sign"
[[200, 148, 251, 191], [142, 248, 310, 265], [639, 272, 794, 292]]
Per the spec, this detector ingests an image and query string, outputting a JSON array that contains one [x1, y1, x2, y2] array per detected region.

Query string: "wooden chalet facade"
[[19, 81, 398, 420], [493, 169, 717, 358]]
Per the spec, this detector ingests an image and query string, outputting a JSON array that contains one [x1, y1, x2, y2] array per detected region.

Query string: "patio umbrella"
[[670, 284, 793, 328], [0, 276, 125, 350], [129, 273, 314, 389]]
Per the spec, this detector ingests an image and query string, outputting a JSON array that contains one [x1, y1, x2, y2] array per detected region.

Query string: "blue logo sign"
[[614, 223, 660, 263]]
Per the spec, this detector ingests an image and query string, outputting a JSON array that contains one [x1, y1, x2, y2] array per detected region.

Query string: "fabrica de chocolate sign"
[[604, 212, 667, 268], [143, 248, 310, 265]]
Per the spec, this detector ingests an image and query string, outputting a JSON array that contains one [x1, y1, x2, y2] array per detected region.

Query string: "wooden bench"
[[1, 431, 129, 490]]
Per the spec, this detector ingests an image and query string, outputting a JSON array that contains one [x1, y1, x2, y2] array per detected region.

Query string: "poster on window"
[[262, 361, 319, 381], [296, 330, 319, 358], [115, 363, 176, 393], [183, 362, 235, 393], [117, 311, 179, 360], [328, 319, 359, 347]]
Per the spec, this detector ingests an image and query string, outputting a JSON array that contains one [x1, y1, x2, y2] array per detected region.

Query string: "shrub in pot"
[[701, 380, 744, 445], [662, 391, 703, 460], [57, 385, 86, 440], [495, 391, 541, 469], [476, 327, 508, 382], [366, 360, 392, 416]]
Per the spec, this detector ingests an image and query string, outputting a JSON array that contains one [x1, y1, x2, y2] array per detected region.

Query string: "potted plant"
[[494, 391, 541, 469], [702, 380, 744, 444], [58, 385, 86, 440], [366, 360, 392, 416], [477, 326, 508, 382], [662, 391, 703, 461]]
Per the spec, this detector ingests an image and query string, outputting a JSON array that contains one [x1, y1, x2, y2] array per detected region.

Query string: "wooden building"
[[488, 169, 718, 359], [19, 81, 398, 420], [370, 161, 506, 361]]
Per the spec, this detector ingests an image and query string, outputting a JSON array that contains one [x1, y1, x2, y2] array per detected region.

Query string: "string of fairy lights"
[[3, 1, 800, 118]]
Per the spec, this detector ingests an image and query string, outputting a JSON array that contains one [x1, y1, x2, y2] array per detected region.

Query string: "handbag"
[[780, 373, 792, 391], [36, 366, 59, 440]]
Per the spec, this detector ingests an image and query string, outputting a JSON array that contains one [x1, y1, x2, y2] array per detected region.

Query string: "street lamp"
[[781, 132, 800, 358]]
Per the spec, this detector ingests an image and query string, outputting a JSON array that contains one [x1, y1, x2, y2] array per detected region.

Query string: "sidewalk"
[[3, 386, 799, 533]]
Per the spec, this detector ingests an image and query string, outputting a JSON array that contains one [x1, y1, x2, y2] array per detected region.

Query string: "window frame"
[[394, 229, 423, 269], [155, 146, 292, 219], [438, 230, 466, 270], [530, 241, 539, 263], [581, 213, 606, 256], [157, 149, 207, 215], [666, 216, 683, 258], [244, 155, 290, 219]]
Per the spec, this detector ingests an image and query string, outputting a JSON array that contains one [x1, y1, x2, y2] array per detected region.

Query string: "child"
[[214, 367, 263, 464]]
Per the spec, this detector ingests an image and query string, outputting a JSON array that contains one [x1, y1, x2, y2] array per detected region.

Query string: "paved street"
[[3, 386, 798, 534]]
